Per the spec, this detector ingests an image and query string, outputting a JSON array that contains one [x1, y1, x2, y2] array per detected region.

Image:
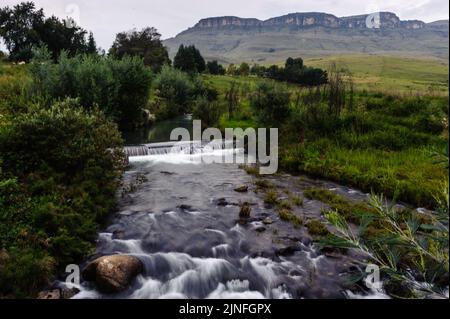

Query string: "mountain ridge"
[[191, 12, 426, 30], [164, 11, 449, 64]]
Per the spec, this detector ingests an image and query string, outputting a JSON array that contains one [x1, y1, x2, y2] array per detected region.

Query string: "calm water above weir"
[[71, 116, 386, 299]]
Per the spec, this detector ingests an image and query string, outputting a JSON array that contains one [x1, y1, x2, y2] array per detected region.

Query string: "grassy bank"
[[205, 66, 448, 209]]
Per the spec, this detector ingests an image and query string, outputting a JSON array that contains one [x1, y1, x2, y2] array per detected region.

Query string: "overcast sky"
[[1, 0, 449, 51]]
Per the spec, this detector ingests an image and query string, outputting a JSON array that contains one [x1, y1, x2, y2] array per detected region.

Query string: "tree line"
[[1, 2, 327, 86]]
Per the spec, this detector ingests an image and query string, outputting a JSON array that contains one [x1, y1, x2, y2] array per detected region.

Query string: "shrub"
[[250, 81, 291, 126], [153, 65, 194, 118], [29, 51, 152, 129], [0, 98, 125, 298], [192, 96, 223, 127]]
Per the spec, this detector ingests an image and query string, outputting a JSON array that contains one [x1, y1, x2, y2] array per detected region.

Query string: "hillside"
[[305, 55, 449, 94], [163, 12, 449, 64]]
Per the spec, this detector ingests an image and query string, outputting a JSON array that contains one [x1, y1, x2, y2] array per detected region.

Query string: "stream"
[[70, 116, 388, 299]]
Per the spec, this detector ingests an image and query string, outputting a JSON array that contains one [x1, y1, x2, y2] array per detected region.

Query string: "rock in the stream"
[[263, 217, 273, 225], [239, 203, 252, 218], [38, 289, 60, 299], [37, 287, 80, 299], [255, 226, 266, 233], [82, 255, 143, 293], [234, 185, 249, 193]]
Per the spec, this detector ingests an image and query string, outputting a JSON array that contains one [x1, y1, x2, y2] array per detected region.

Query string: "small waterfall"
[[123, 145, 150, 157], [124, 140, 235, 158]]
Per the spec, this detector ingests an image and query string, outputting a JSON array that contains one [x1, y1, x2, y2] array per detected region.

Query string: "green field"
[[305, 54, 449, 94], [202, 54, 449, 95]]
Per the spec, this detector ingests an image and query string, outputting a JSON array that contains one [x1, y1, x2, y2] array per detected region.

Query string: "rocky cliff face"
[[165, 12, 447, 64], [193, 12, 426, 30]]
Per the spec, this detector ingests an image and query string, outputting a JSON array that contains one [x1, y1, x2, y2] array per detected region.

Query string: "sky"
[[1, 0, 449, 51]]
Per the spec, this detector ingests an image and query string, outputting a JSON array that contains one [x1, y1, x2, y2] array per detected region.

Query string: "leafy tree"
[[250, 64, 266, 77], [109, 27, 170, 72], [225, 81, 240, 117], [37, 15, 91, 60], [266, 65, 283, 80], [261, 57, 327, 86], [238, 62, 250, 76], [227, 63, 238, 76], [284, 57, 303, 82], [0, 2, 95, 62], [154, 65, 194, 117], [86, 32, 97, 55], [173, 44, 205, 74], [206, 60, 225, 75], [0, 2, 45, 61]]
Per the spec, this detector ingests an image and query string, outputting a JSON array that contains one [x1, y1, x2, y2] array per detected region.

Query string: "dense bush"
[[250, 57, 328, 86], [250, 81, 291, 127], [206, 60, 226, 75], [153, 65, 194, 118], [0, 98, 125, 298], [192, 96, 223, 127], [29, 50, 152, 129], [153, 66, 213, 119]]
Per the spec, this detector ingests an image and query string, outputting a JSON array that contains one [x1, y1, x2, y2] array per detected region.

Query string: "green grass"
[[204, 54, 449, 95], [304, 187, 375, 223], [264, 189, 279, 205], [277, 208, 303, 227], [305, 219, 330, 237], [211, 68, 448, 209], [296, 146, 447, 208], [306, 54, 449, 94]]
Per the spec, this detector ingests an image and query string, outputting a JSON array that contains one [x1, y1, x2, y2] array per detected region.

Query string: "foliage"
[[206, 60, 226, 75], [0, 2, 96, 62], [192, 95, 223, 127], [225, 81, 240, 117], [278, 208, 303, 227], [264, 189, 279, 205], [306, 219, 330, 236], [109, 27, 170, 72], [238, 62, 250, 76], [0, 98, 125, 298], [249, 57, 328, 86], [250, 81, 291, 126], [173, 45, 205, 74], [321, 192, 449, 298], [29, 51, 152, 129], [153, 65, 195, 118]]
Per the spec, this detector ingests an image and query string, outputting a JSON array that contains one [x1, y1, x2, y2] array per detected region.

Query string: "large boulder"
[[82, 255, 143, 293]]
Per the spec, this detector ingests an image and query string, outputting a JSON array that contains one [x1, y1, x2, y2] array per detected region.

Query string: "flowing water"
[[70, 116, 389, 299]]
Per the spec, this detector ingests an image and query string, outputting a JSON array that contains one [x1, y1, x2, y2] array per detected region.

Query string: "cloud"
[[1, 0, 448, 51]]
